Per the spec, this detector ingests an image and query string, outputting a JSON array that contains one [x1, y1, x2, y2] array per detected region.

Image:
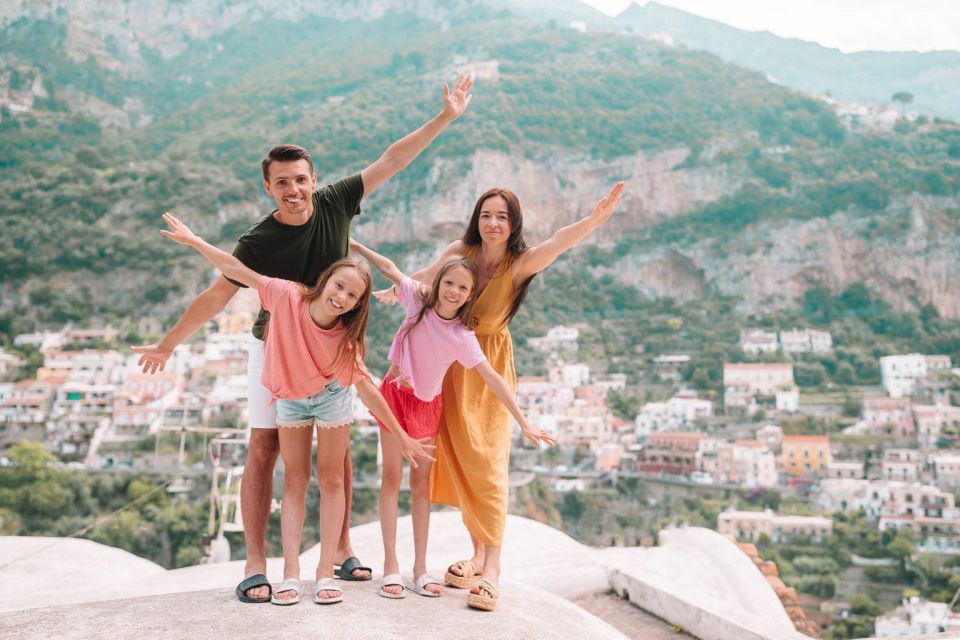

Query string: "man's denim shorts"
[[275, 379, 353, 429]]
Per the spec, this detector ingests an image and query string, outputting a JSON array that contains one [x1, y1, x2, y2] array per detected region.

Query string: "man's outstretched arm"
[[132, 276, 239, 374], [360, 74, 473, 198]]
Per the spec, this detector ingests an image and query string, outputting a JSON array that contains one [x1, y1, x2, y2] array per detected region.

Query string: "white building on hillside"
[[779, 329, 833, 354], [881, 354, 953, 398], [527, 325, 579, 353], [717, 509, 832, 543], [932, 454, 960, 490], [635, 394, 712, 439], [875, 597, 960, 637], [915, 404, 960, 449], [549, 363, 590, 388], [739, 330, 777, 355]]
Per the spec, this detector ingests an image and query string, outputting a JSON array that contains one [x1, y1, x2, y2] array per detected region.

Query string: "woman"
[[398, 181, 623, 610]]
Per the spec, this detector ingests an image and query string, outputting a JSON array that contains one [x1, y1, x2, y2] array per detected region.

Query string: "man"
[[133, 75, 473, 602]]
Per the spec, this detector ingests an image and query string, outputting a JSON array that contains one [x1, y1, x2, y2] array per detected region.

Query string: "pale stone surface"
[[600, 527, 809, 640], [0, 515, 851, 639], [1, 579, 628, 640]]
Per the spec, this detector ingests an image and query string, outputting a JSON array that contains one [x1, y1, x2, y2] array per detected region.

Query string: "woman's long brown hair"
[[399, 257, 479, 343], [298, 258, 372, 380], [461, 187, 534, 324]]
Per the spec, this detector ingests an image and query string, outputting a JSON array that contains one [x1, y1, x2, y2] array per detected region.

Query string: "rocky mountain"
[[614, 2, 960, 122], [1, 0, 959, 343]]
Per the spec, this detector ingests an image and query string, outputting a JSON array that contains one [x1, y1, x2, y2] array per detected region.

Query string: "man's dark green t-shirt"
[[228, 174, 363, 340]]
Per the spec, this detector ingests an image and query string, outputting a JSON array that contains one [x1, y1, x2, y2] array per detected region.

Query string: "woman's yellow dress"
[[430, 247, 515, 546]]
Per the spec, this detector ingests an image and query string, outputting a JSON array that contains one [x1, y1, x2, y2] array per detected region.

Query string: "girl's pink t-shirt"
[[387, 277, 486, 402], [258, 276, 369, 402]]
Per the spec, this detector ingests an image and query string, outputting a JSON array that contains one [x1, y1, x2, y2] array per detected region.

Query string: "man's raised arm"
[[132, 276, 238, 374], [360, 74, 473, 198]]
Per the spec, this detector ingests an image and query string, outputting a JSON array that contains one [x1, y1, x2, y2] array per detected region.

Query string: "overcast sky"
[[582, 0, 960, 53]]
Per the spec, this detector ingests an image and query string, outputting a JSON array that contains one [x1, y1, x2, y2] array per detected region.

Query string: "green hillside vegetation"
[[1, 6, 959, 366]]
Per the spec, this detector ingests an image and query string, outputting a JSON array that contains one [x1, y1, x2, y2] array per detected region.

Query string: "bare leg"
[[240, 428, 280, 599], [472, 544, 502, 591], [274, 426, 313, 602], [334, 446, 369, 579], [409, 437, 442, 595], [315, 425, 351, 600], [378, 429, 404, 596]]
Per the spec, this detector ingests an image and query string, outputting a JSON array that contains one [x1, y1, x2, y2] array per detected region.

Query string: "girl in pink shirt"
[[160, 214, 434, 606], [349, 239, 554, 600]]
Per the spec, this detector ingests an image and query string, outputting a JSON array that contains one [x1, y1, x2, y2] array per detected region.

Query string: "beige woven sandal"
[[466, 578, 498, 611], [444, 559, 479, 589]]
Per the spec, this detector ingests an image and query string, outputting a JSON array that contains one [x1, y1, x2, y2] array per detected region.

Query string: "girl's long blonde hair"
[[399, 257, 479, 343], [299, 258, 372, 380]]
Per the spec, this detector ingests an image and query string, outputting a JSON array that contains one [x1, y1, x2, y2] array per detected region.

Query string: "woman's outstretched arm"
[[160, 213, 262, 289], [513, 181, 624, 282], [349, 239, 406, 286], [473, 361, 556, 446]]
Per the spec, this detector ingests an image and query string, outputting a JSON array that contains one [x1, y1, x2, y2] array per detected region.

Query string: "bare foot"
[[335, 551, 371, 580], [242, 565, 270, 600], [414, 573, 443, 596]]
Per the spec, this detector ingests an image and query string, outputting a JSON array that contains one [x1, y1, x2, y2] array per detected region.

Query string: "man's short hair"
[[261, 144, 314, 182]]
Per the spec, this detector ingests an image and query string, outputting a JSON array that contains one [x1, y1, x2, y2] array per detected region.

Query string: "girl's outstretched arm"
[[473, 361, 557, 446], [348, 239, 406, 285], [355, 377, 436, 466], [373, 238, 465, 304], [161, 213, 262, 289], [513, 182, 624, 282]]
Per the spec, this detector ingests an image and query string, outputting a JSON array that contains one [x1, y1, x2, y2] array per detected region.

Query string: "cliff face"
[[620, 193, 960, 318], [354, 147, 740, 245], [1, 1, 455, 68]]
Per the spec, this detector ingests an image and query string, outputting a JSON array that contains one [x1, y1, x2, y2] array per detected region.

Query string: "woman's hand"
[[441, 74, 473, 122], [520, 424, 557, 446], [373, 286, 398, 305], [160, 212, 199, 246], [587, 181, 624, 229]]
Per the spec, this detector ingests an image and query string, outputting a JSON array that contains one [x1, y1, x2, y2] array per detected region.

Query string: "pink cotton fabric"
[[257, 276, 369, 402], [387, 277, 486, 402]]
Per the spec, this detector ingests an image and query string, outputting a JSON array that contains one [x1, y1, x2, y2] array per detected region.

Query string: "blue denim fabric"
[[275, 379, 353, 428]]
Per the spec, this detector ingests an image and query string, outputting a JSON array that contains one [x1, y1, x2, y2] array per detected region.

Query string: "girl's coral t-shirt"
[[258, 276, 369, 402], [387, 277, 486, 401]]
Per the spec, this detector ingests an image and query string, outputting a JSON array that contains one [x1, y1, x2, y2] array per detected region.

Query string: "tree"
[[891, 91, 914, 113]]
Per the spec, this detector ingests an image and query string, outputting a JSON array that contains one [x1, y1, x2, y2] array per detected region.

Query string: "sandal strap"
[[475, 578, 498, 598], [315, 578, 343, 596], [382, 573, 404, 587], [415, 573, 442, 589], [449, 559, 475, 576], [276, 578, 301, 595]]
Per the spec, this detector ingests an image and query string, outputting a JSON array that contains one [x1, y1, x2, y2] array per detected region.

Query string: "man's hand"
[[160, 212, 200, 246], [441, 74, 473, 122], [131, 342, 173, 374]]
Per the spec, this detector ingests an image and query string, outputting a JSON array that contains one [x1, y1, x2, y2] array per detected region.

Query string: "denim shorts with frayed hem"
[[276, 379, 353, 429]]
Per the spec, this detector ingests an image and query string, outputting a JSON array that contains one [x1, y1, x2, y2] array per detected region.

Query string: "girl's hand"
[[160, 212, 199, 246], [521, 425, 556, 447], [400, 436, 437, 468], [587, 182, 624, 228], [373, 286, 398, 305]]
